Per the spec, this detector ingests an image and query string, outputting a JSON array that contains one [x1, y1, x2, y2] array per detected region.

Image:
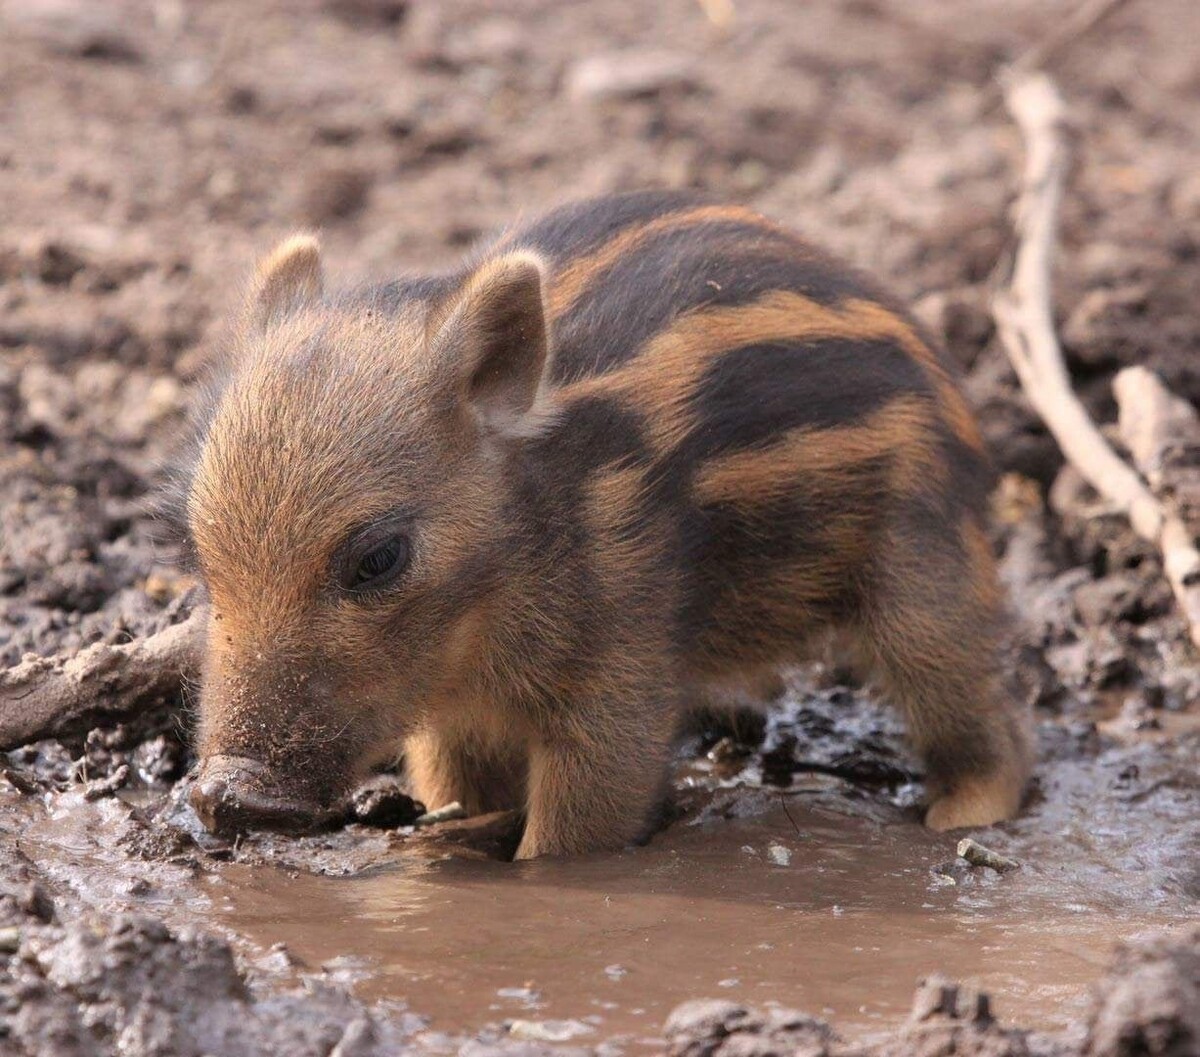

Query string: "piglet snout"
[[190, 754, 334, 837]]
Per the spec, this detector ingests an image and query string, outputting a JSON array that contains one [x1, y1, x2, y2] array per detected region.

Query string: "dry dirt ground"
[[0, 1, 1198, 1055]]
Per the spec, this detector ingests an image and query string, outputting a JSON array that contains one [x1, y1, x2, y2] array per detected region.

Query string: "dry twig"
[[0, 610, 204, 751], [1010, 0, 1137, 76], [981, 0, 1137, 113], [992, 72, 1200, 650]]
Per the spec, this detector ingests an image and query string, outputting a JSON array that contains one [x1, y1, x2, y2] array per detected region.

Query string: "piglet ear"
[[248, 234, 323, 330], [430, 251, 548, 433]]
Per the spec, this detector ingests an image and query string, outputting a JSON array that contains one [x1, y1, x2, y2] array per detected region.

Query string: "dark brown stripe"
[[544, 204, 789, 320], [557, 290, 983, 457]]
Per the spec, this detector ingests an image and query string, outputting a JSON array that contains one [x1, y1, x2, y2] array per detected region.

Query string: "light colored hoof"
[[925, 773, 1023, 832]]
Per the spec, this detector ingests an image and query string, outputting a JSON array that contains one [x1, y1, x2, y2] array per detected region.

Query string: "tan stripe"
[[558, 290, 983, 455], [693, 396, 945, 506], [544, 205, 790, 320]]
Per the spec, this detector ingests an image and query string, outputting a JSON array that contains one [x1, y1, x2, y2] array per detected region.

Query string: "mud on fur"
[[167, 191, 1032, 859]]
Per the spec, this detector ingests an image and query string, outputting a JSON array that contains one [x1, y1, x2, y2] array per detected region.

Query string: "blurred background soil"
[[2, 0, 1199, 670], [2, 0, 1200, 666], [0, 1, 1197, 1055]]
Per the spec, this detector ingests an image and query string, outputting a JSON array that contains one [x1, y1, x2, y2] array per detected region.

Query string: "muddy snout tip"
[[189, 754, 334, 838]]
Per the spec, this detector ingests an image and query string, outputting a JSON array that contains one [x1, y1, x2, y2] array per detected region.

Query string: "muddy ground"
[[0, 0, 1198, 1054]]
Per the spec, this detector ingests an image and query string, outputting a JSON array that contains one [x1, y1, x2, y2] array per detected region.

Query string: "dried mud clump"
[[663, 928, 1200, 1057], [665, 999, 837, 1057], [663, 979, 1033, 1057], [0, 903, 411, 1057], [1083, 926, 1200, 1057]]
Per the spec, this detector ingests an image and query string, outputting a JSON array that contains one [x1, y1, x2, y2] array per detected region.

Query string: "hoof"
[[925, 772, 1023, 832]]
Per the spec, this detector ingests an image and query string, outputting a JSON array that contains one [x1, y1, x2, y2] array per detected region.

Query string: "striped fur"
[[181, 191, 1031, 857]]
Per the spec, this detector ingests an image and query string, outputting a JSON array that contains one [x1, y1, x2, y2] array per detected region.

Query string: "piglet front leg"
[[515, 702, 675, 860]]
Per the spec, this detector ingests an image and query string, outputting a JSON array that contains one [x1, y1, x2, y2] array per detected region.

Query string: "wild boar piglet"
[[174, 191, 1031, 859]]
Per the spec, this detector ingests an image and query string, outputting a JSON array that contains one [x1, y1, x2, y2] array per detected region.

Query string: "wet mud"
[[2, 0, 1199, 1054], [3, 683, 1197, 1054]]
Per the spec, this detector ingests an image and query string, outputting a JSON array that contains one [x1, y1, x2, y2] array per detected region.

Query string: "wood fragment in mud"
[[0, 610, 205, 752], [956, 838, 1020, 873], [992, 74, 1160, 542], [407, 809, 523, 862], [991, 72, 1200, 651], [1113, 366, 1200, 494]]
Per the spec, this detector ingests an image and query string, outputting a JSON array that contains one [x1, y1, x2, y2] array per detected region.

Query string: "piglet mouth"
[[189, 754, 344, 838]]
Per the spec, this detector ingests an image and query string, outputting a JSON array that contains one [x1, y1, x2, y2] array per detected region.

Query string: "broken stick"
[[0, 609, 205, 751], [956, 837, 1020, 874], [991, 72, 1200, 650], [1113, 367, 1200, 648]]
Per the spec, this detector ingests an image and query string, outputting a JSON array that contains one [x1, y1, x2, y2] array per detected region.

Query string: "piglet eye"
[[340, 530, 410, 594]]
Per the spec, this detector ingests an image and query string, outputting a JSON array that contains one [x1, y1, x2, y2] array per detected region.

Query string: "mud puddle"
[[9, 686, 1197, 1048], [201, 787, 1190, 1044]]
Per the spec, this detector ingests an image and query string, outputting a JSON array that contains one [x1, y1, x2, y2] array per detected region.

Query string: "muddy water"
[[202, 788, 1187, 1043], [10, 691, 1197, 1047]]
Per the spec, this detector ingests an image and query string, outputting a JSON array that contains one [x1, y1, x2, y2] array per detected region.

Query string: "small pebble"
[[767, 842, 792, 866], [496, 986, 541, 1007], [565, 48, 696, 102]]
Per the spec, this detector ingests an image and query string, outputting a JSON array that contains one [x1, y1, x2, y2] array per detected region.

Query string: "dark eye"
[[340, 529, 410, 594]]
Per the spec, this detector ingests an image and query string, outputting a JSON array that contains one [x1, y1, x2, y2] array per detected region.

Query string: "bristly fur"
[[180, 191, 1032, 857]]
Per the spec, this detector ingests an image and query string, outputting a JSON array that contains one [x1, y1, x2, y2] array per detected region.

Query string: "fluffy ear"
[[430, 251, 548, 433], [249, 234, 323, 330]]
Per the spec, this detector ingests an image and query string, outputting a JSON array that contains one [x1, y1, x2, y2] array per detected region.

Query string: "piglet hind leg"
[[515, 704, 676, 860], [864, 516, 1033, 831]]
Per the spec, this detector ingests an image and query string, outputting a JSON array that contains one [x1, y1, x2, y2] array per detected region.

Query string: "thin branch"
[[981, 0, 1138, 114], [1011, 0, 1137, 76], [993, 73, 1161, 542], [991, 72, 1200, 651]]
